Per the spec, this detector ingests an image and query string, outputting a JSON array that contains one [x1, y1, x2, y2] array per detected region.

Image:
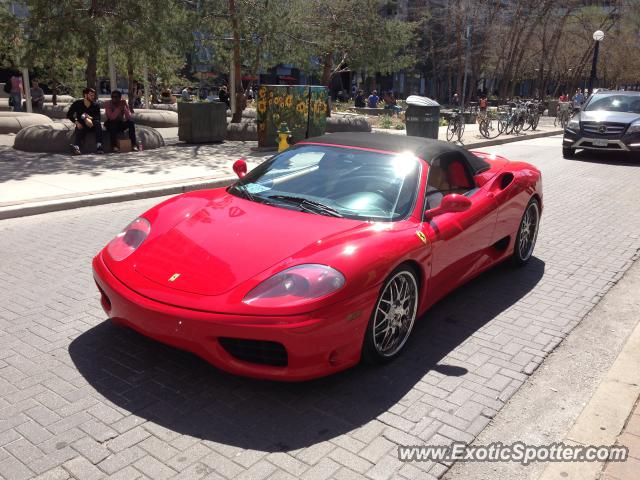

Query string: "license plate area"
[[592, 139, 608, 147]]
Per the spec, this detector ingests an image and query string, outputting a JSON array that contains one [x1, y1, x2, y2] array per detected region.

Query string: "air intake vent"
[[218, 338, 288, 367]]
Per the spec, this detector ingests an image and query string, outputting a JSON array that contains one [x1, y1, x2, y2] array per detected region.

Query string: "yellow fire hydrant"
[[277, 122, 292, 152]]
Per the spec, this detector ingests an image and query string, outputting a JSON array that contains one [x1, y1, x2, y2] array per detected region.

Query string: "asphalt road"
[[1, 136, 640, 480]]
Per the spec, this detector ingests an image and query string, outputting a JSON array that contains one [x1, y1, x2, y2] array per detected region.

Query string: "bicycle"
[[477, 110, 501, 139], [446, 109, 465, 143], [555, 102, 571, 129], [522, 101, 541, 131]]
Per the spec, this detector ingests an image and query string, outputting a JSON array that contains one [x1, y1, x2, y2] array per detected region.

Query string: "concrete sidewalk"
[[0, 119, 562, 220]]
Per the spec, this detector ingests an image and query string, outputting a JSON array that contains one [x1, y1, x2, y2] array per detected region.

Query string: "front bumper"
[[563, 128, 640, 152], [92, 254, 376, 381]]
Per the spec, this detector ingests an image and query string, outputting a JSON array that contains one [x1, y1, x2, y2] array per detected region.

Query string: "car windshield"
[[229, 145, 421, 221], [583, 94, 640, 113]]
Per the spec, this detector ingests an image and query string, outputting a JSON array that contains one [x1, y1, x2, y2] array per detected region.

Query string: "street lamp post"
[[588, 30, 605, 95]]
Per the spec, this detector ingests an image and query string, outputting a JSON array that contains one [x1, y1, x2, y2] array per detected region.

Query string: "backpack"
[[3, 80, 12, 94]]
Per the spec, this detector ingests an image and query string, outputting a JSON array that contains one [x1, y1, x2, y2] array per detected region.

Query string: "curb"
[[0, 176, 237, 221], [465, 129, 563, 149], [537, 302, 640, 480], [0, 129, 563, 221]]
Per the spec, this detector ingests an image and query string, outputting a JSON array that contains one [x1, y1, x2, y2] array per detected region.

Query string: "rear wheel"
[[562, 147, 575, 159], [362, 266, 419, 364], [511, 198, 540, 267]]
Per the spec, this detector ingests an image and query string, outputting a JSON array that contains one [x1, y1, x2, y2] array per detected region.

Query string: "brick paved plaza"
[[1, 136, 640, 479]]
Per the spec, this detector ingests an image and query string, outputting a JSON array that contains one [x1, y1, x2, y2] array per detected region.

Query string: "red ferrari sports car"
[[93, 133, 542, 381]]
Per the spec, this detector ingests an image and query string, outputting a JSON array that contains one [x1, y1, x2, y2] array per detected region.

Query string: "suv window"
[[584, 94, 640, 114]]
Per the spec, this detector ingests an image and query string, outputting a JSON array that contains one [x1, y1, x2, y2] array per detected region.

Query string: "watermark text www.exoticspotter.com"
[[398, 442, 628, 465]]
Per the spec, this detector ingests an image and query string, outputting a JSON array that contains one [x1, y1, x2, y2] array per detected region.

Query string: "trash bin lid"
[[406, 95, 440, 107]]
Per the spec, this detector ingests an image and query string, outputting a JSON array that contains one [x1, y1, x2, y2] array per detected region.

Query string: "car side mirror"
[[233, 159, 247, 179], [424, 193, 472, 220]]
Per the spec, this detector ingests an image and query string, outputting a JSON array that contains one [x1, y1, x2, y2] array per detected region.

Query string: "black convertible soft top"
[[300, 132, 490, 174]]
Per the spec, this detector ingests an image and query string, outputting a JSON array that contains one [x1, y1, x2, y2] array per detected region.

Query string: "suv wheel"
[[562, 147, 575, 159]]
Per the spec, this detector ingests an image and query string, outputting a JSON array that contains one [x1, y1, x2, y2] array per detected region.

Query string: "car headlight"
[[243, 264, 345, 307], [567, 118, 579, 129], [627, 121, 640, 134], [107, 217, 150, 261]]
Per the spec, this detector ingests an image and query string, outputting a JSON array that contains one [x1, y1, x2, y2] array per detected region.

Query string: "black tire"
[[562, 147, 575, 159], [446, 121, 455, 142], [362, 265, 419, 364], [531, 114, 540, 131], [457, 120, 465, 142], [511, 198, 540, 267]]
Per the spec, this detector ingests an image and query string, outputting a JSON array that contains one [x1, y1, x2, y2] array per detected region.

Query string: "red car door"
[[420, 153, 498, 303]]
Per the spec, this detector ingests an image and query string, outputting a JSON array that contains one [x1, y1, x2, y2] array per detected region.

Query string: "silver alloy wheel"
[[372, 271, 418, 357], [518, 201, 540, 261]]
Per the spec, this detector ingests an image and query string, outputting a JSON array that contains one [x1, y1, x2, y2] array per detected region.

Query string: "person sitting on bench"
[[104, 90, 138, 152], [67, 87, 103, 155]]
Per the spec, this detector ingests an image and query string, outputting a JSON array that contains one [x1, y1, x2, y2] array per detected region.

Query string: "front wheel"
[[562, 146, 575, 159], [457, 120, 465, 142], [511, 199, 540, 267], [362, 266, 419, 364], [446, 120, 456, 142]]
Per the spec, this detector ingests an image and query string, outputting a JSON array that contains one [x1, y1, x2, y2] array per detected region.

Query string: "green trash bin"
[[405, 95, 440, 139]]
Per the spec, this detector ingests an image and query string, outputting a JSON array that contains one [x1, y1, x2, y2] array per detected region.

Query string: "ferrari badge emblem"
[[168, 273, 181, 282], [416, 231, 427, 244]]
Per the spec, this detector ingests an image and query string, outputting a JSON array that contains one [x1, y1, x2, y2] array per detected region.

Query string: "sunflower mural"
[[256, 85, 329, 148]]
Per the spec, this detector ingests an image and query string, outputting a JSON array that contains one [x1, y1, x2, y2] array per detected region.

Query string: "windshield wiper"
[[267, 195, 343, 217], [231, 182, 255, 201]]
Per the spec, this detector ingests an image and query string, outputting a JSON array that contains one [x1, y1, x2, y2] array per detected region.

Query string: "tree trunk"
[[85, 38, 98, 90], [229, 0, 244, 123], [321, 52, 333, 87], [127, 53, 135, 108], [52, 80, 58, 106]]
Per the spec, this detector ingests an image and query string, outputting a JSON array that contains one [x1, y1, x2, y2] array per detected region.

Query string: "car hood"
[[580, 110, 640, 125], [134, 193, 367, 296]]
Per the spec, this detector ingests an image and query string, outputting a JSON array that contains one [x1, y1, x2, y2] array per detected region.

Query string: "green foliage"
[[285, 0, 419, 82], [379, 115, 393, 129], [0, 1, 24, 69]]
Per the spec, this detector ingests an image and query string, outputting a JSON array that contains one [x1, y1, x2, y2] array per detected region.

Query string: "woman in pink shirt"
[[104, 90, 138, 152], [9, 72, 24, 112]]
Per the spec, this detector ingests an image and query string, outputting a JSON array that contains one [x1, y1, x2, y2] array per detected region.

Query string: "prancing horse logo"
[[168, 273, 181, 282], [598, 125, 607, 134]]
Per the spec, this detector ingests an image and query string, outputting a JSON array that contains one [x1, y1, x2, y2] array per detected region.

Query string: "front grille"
[[581, 121, 627, 136], [218, 337, 288, 367]]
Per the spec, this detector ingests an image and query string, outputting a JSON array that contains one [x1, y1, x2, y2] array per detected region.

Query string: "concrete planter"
[[178, 102, 227, 143], [14, 123, 164, 153], [0, 112, 54, 134]]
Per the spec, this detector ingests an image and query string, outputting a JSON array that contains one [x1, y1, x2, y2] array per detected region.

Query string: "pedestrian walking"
[[572, 88, 585, 109], [479, 95, 488, 113]]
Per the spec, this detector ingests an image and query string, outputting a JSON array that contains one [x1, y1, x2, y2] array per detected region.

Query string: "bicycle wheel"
[[560, 114, 568, 129], [457, 120, 465, 142], [485, 117, 501, 139], [530, 113, 540, 131], [513, 115, 525, 134], [498, 115, 508, 134], [446, 120, 456, 141], [479, 118, 489, 138], [521, 114, 532, 131]]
